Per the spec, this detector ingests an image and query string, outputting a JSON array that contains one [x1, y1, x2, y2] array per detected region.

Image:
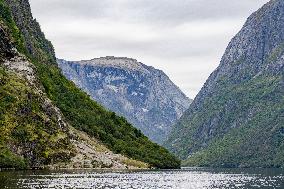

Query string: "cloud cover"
[[29, 0, 269, 98]]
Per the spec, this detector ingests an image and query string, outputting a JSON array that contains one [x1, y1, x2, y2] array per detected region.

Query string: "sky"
[[29, 0, 269, 99]]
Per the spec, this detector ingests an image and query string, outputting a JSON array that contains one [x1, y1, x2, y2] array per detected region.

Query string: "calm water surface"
[[1, 168, 284, 189]]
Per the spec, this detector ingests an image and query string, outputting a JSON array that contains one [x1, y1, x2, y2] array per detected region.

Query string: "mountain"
[[0, 0, 180, 169], [165, 0, 284, 168], [57, 57, 191, 144]]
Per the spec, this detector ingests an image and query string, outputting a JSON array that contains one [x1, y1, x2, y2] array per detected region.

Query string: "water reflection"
[[1, 168, 284, 189]]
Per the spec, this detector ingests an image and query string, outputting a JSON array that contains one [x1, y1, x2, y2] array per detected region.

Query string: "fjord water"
[[1, 168, 284, 189]]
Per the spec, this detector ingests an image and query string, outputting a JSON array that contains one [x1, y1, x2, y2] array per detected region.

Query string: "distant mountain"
[[165, 0, 284, 168], [0, 0, 180, 169], [57, 57, 192, 144]]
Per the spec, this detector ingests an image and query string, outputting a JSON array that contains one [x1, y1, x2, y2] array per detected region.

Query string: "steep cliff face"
[[165, 0, 284, 168], [58, 57, 191, 144], [4, 0, 56, 63], [0, 0, 180, 169]]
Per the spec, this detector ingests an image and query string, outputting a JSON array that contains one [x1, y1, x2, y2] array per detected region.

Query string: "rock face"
[[165, 0, 284, 168], [58, 57, 191, 144], [4, 0, 56, 63]]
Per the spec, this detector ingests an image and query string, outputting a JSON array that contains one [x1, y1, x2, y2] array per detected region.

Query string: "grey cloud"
[[49, 29, 225, 60], [29, 0, 269, 98], [31, 0, 268, 24], [30, 0, 109, 19], [124, 0, 268, 23]]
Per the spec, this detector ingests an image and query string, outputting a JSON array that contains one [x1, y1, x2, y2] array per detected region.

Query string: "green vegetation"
[[0, 148, 26, 169], [166, 68, 284, 168], [0, 0, 26, 54], [122, 159, 148, 169], [0, 0, 180, 169], [182, 74, 284, 168], [0, 67, 74, 169]]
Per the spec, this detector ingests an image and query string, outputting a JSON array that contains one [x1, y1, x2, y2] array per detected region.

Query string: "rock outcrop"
[[165, 0, 284, 168], [58, 57, 191, 144]]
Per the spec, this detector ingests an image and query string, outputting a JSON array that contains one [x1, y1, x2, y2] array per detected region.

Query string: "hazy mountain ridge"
[[58, 57, 191, 144], [165, 0, 284, 168], [0, 0, 180, 169]]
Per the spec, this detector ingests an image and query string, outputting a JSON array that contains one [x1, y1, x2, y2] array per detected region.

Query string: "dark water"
[[1, 168, 284, 189]]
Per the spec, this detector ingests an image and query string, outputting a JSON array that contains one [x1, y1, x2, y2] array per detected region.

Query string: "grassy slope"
[[0, 67, 74, 169], [183, 74, 284, 167], [166, 56, 284, 168], [0, 0, 180, 169]]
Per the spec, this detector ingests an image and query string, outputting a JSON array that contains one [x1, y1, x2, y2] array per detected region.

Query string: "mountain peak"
[[93, 56, 138, 62], [58, 58, 192, 144], [65, 56, 151, 73]]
